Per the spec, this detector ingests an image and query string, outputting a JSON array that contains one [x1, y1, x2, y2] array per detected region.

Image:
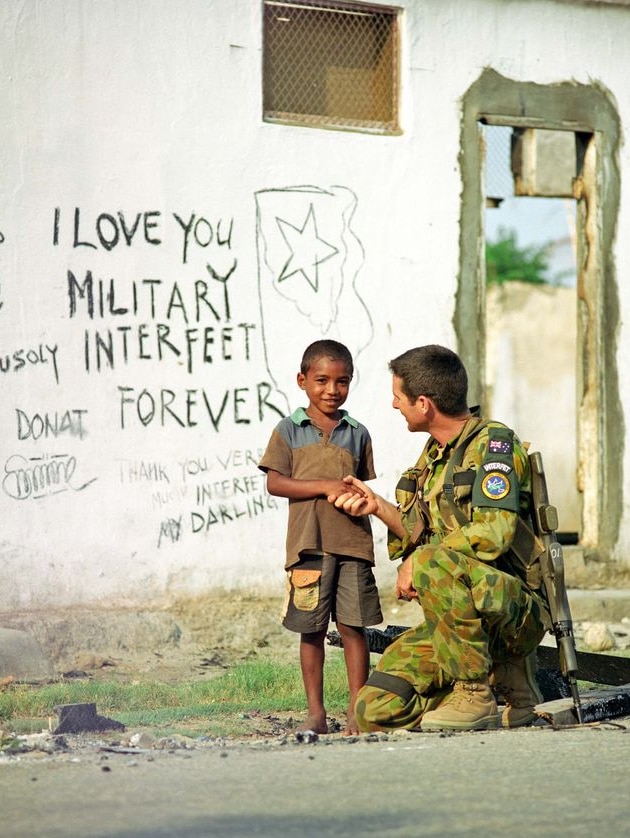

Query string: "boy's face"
[[297, 356, 352, 419]]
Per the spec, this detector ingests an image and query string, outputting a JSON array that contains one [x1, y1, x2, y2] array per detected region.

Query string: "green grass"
[[0, 657, 352, 738]]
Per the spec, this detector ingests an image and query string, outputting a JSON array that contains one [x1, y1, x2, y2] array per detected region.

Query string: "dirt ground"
[[0, 590, 420, 685], [1, 592, 629, 755], [0, 591, 422, 749]]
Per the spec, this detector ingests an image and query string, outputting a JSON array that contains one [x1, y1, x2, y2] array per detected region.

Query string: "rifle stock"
[[529, 451, 584, 723]]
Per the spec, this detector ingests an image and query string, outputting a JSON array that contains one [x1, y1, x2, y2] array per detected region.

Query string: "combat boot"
[[420, 677, 500, 731], [490, 653, 543, 728]]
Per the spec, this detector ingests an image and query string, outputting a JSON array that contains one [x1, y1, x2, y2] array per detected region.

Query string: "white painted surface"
[[1, 0, 630, 609]]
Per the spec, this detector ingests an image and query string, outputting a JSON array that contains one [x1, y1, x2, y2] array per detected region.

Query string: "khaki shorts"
[[282, 552, 383, 634]]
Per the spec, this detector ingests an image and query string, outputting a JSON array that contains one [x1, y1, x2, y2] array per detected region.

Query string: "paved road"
[[1, 723, 629, 837]]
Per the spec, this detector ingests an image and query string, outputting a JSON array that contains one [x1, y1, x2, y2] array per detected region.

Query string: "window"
[[263, 0, 400, 134]]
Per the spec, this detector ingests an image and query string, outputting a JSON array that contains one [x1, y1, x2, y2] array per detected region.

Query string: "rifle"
[[529, 451, 584, 724]]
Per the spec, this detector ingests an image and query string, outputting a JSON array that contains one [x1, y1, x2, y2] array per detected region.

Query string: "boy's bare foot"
[[297, 714, 328, 734], [342, 711, 361, 736]]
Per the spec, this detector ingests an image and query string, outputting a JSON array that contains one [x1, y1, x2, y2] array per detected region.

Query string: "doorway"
[[458, 69, 623, 562], [483, 124, 579, 539]]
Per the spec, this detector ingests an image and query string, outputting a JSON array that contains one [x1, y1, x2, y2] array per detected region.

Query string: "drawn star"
[[275, 204, 339, 292]]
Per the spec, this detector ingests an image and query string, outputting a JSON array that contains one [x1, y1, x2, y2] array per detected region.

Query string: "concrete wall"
[[486, 282, 578, 532], [1, 0, 630, 611]]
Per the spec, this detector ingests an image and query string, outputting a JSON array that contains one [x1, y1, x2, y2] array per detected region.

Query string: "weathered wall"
[[1, 0, 630, 611], [486, 282, 578, 531]]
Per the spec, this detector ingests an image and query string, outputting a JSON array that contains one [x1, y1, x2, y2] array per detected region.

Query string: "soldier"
[[329, 345, 548, 731]]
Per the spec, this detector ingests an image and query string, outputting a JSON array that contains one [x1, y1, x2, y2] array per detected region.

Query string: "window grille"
[[263, 0, 401, 135]]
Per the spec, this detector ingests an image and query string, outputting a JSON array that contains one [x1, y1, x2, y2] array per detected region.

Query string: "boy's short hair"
[[300, 340, 354, 377], [389, 345, 468, 416]]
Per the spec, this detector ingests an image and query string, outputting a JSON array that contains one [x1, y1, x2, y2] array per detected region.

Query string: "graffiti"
[[143, 444, 281, 538], [173, 212, 234, 264], [16, 408, 88, 441], [255, 185, 373, 407], [118, 459, 171, 484], [117, 382, 283, 430], [51, 204, 288, 439], [191, 494, 278, 533], [67, 270, 238, 322], [81, 322, 255, 375], [276, 204, 339, 292], [179, 448, 265, 478], [194, 473, 265, 504], [158, 515, 183, 547], [151, 486, 188, 509], [68, 267, 250, 374], [54, 207, 162, 251], [0, 190, 375, 573], [0, 344, 60, 385], [2, 453, 97, 500], [53, 207, 234, 265]]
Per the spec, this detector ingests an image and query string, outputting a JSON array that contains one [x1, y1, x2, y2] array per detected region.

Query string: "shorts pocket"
[[290, 568, 322, 612]]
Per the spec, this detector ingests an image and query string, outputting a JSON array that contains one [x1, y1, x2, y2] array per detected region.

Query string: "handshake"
[[326, 475, 378, 517]]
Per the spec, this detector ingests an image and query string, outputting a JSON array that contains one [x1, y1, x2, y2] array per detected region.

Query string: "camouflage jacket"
[[388, 416, 532, 566]]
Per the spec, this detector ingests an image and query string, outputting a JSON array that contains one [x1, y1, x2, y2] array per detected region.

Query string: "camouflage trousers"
[[355, 544, 546, 732]]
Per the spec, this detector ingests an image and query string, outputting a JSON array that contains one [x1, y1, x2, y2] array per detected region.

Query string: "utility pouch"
[[289, 568, 321, 612], [507, 518, 545, 590], [395, 471, 420, 513]]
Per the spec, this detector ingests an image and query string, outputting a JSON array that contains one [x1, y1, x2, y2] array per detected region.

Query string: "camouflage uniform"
[[355, 416, 548, 732]]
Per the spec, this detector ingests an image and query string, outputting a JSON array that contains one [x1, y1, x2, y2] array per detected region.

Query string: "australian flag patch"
[[489, 438, 512, 455]]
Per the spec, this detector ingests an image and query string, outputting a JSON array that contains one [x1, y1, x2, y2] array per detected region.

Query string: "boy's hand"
[[324, 479, 365, 499], [328, 476, 378, 516]]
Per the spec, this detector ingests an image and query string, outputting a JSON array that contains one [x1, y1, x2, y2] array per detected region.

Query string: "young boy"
[[259, 340, 382, 735]]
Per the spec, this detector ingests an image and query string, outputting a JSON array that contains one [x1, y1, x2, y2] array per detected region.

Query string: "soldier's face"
[[392, 375, 426, 432]]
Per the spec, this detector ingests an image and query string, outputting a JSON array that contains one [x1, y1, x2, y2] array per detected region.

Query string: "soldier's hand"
[[328, 476, 378, 516], [396, 556, 418, 601]]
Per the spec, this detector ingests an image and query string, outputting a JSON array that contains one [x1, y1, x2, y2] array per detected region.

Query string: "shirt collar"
[[290, 407, 358, 428]]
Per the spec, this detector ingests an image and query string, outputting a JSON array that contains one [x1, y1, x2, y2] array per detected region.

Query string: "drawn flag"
[[255, 185, 373, 408]]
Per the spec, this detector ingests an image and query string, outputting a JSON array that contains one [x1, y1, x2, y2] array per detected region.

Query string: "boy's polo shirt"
[[259, 408, 376, 568]]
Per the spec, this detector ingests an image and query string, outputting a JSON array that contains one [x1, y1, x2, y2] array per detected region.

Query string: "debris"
[[74, 654, 117, 671], [295, 729, 318, 744], [535, 645, 630, 688], [53, 703, 125, 734], [583, 622, 616, 652]]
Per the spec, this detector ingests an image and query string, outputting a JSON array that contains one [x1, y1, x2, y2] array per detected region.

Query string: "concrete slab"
[[567, 588, 630, 622], [536, 683, 630, 726], [0, 627, 55, 681]]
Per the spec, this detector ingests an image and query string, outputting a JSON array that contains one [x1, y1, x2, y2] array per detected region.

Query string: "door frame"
[[457, 69, 622, 563]]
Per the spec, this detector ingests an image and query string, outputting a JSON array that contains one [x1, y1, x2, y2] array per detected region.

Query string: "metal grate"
[[263, 0, 400, 134]]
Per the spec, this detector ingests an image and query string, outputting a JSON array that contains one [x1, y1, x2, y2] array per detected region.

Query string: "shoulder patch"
[[471, 425, 520, 512], [489, 436, 513, 456], [482, 461, 512, 474], [480, 471, 512, 501]]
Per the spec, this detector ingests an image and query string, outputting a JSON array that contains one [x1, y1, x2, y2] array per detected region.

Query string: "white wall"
[[1, 0, 630, 610]]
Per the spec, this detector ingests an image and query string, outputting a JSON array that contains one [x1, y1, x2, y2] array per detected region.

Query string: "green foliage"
[[486, 226, 551, 286], [0, 656, 352, 736]]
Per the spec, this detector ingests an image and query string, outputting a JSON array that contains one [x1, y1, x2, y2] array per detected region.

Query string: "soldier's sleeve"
[[439, 426, 529, 562]]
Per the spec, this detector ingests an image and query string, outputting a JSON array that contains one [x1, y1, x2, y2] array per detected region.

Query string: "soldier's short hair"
[[300, 340, 354, 378], [389, 345, 468, 416]]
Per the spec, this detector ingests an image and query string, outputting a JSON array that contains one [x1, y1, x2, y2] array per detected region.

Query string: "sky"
[[484, 125, 577, 287]]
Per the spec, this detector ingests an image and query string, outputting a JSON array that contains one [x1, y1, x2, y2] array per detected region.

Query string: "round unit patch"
[[480, 471, 511, 501]]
